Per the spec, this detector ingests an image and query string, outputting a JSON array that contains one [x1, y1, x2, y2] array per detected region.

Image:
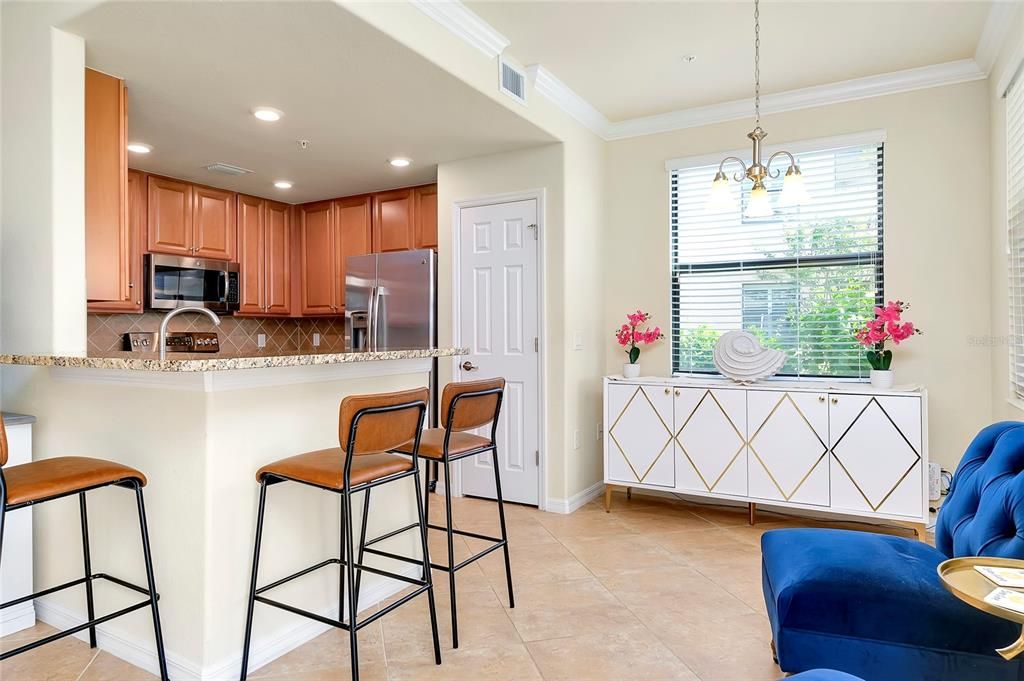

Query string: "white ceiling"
[[468, 1, 994, 122], [63, 1, 555, 204]]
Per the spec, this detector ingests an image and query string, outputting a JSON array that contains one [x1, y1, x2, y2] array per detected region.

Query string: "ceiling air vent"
[[499, 57, 527, 105], [205, 162, 253, 176]]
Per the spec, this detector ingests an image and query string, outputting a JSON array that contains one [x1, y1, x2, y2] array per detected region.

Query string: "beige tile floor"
[[0, 490, 927, 681]]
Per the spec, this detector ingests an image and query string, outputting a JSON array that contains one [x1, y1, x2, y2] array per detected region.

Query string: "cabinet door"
[[89, 169, 145, 313], [606, 384, 675, 487], [193, 185, 237, 260], [747, 390, 829, 506], [413, 184, 438, 250], [298, 201, 338, 315], [265, 200, 291, 315], [147, 176, 193, 256], [335, 196, 372, 312], [829, 394, 924, 518], [674, 388, 747, 496], [85, 68, 128, 304], [372, 188, 415, 253], [236, 194, 265, 314]]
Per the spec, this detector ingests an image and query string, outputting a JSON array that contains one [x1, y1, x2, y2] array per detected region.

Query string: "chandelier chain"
[[754, 0, 760, 127]]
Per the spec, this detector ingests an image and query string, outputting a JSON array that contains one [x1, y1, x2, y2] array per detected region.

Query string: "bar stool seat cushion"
[[4, 456, 146, 506], [397, 429, 491, 460], [256, 448, 413, 488]]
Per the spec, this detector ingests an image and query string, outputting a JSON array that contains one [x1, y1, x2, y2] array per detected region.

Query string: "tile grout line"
[[72, 647, 102, 681]]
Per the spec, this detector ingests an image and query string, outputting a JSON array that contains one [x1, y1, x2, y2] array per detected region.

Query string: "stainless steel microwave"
[[145, 254, 239, 313]]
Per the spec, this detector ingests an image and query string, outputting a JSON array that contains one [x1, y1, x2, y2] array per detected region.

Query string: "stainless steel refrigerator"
[[345, 249, 437, 352]]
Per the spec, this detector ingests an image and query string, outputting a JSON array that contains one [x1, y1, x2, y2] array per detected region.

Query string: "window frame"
[[667, 132, 887, 379]]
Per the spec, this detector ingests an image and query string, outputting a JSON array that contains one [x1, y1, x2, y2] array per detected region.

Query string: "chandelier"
[[709, 0, 809, 217]]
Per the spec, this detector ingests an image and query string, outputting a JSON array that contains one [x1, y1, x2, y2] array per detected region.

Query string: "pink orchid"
[[854, 301, 922, 369], [614, 310, 664, 365]]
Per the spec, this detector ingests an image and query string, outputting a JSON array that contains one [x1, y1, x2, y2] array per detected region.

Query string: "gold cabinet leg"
[[997, 625, 1024, 660], [912, 522, 927, 541], [749, 502, 757, 526], [604, 485, 613, 513]]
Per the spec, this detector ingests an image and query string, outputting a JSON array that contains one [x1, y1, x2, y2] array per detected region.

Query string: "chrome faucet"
[[159, 307, 221, 360]]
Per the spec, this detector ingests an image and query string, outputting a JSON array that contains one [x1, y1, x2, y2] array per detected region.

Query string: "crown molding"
[[603, 59, 986, 141], [409, 0, 509, 59], [975, 2, 1019, 76], [527, 64, 613, 137]]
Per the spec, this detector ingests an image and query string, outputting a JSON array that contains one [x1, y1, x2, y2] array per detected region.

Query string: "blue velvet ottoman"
[[762, 422, 1024, 681], [783, 671, 865, 681]]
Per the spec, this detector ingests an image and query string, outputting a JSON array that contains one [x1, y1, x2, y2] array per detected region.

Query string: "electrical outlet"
[[573, 429, 581, 450], [596, 422, 603, 441], [313, 332, 321, 347], [257, 333, 266, 348]]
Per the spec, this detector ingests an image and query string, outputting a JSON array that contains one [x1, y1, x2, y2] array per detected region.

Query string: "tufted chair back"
[[936, 422, 1024, 558]]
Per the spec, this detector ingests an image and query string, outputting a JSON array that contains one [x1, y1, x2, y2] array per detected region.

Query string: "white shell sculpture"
[[713, 330, 787, 384]]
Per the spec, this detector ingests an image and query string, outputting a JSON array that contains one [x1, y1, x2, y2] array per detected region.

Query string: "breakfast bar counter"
[[0, 348, 464, 677]]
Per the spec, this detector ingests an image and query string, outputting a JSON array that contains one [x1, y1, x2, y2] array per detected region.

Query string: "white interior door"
[[456, 199, 540, 506]]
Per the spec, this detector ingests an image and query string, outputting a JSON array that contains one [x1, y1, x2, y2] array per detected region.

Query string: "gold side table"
[[939, 556, 1024, 660]]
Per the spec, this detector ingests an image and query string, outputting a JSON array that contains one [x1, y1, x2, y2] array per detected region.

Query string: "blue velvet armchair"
[[761, 422, 1024, 681]]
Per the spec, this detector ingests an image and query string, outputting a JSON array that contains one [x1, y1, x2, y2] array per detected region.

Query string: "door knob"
[[462, 361, 478, 371]]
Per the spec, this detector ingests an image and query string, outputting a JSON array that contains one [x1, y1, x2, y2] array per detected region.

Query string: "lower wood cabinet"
[[604, 377, 928, 525]]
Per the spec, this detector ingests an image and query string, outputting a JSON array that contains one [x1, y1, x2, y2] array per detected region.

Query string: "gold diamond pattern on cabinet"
[[608, 387, 674, 483], [675, 391, 745, 491], [749, 393, 827, 500], [831, 397, 921, 511]]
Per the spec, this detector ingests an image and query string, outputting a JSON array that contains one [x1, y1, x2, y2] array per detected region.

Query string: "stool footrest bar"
[[254, 596, 348, 631], [363, 546, 425, 567], [426, 523, 503, 544], [363, 522, 420, 548], [357, 585, 431, 629], [0, 599, 153, 660], [0, 573, 155, 610], [255, 558, 340, 596]]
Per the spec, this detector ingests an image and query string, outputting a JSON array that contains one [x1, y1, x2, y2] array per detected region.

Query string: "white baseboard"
[[0, 602, 36, 637], [36, 563, 423, 680], [546, 481, 604, 515]]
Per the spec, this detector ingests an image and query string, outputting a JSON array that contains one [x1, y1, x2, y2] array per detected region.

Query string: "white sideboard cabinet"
[[0, 413, 36, 635], [603, 376, 928, 537]]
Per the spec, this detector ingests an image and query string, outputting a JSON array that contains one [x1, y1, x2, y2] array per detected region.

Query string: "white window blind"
[[670, 138, 884, 378], [1007, 71, 1024, 398]]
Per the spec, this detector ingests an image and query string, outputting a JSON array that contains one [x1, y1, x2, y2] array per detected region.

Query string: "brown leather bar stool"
[[239, 388, 441, 681], [0, 415, 168, 679], [383, 377, 511, 649]]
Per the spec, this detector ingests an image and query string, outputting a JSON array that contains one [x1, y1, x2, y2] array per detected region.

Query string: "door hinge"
[[527, 223, 538, 240], [534, 337, 539, 352], [535, 450, 540, 466]]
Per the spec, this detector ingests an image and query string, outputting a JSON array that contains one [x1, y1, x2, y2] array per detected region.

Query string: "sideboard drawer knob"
[[831, 397, 839, 405], [665, 388, 671, 395], [818, 395, 826, 402], [674, 389, 681, 396]]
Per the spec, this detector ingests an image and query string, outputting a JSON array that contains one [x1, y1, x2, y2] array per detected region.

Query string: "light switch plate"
[[573, 332, 583, 350], [313, 332, 321, 347], [573, 429, 581, 450], [257, 333, 266, 348]]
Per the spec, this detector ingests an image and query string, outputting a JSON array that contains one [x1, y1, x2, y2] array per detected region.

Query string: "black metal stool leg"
[[442, 459, 458, 649], [354, 488, 370, 605], [491, 448, 515, 609], [339, 493, 347, 624], [133, 483, 169, 681], [79, 492, 97, 648], [342, 488, 360, 681], [413, 464, 442, 665], [240, 480, 269, 681]]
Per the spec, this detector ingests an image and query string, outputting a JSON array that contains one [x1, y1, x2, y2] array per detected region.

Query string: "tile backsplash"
[[88, 313, 347, 356]]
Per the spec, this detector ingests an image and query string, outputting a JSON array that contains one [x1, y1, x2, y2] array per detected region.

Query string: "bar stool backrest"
[[0, 414, 7, 467], [338, 388, 429, 456], [441, 378, 506, 432]]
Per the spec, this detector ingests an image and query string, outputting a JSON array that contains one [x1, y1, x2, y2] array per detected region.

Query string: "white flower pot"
[[622, 363, 640, 379], [870, 369, 894, 389]]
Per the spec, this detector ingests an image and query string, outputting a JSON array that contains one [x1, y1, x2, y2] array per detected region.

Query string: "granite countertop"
[[0, 348, 466, 373]]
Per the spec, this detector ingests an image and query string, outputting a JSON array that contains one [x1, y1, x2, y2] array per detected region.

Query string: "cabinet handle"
[[664, 388, 671, 395], [831, 397, 839, 405], [818, 395, 825, 402], [674, 389, 681, 396]]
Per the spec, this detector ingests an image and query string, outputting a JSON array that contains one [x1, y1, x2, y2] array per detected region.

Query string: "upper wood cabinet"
[[193, 185, 237, 260], [298, 200, 338, 315], [85, 68, 131, 308], [265, 201, 291, 315], [373, 188, 415, 253], [413, 184, 438, 250], [147, 176, 236, 260], [237, 195, 290, 316], [335, 195, 373, 308], [147, 176, 193, 256]]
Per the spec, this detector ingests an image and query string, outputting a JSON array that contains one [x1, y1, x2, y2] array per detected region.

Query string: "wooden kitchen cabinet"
[[413, 184, 438, 250], [85, 68, 131, 308], [237, 195, 290, 315], [298, 200, 338, 315], [335, 195, 373, 309], [193, 185, 237, 260], [373, 188, 415, 253], [147, 176, 193, 256]]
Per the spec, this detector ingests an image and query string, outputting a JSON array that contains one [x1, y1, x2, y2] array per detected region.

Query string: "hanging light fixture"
[[711, 0, 809, 217]]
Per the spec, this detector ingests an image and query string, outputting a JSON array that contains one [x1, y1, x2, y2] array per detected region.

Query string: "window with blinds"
[[670, 137, 885, 378], [1007, 72, 1024, 398]]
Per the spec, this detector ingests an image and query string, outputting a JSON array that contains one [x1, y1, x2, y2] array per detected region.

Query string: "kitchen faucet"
[[159, 306, 221, 360]]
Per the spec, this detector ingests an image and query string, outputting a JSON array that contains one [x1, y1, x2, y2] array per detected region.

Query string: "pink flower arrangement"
[[615, 309, 664, 364], [854, 300, 923, 370]]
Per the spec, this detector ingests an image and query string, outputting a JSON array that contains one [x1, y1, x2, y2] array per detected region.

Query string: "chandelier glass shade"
[[710, 0, 809, 217]]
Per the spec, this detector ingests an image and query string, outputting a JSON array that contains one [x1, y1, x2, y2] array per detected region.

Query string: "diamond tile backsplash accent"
[[88, 313, 348, 356]]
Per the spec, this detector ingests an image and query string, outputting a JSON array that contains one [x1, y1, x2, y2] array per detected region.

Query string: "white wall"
[[604, 81, 992, 472]]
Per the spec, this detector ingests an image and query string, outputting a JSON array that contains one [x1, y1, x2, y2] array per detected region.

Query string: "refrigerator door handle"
[[367, 286, 377, 352]]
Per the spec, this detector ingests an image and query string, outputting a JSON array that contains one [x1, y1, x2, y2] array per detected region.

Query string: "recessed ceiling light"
[[681, 54, 697, 64], [389, 158, 411, 168], [127, 142, 152, 154], [252, 107, 283, 122], [274, 180, 293, 189]]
